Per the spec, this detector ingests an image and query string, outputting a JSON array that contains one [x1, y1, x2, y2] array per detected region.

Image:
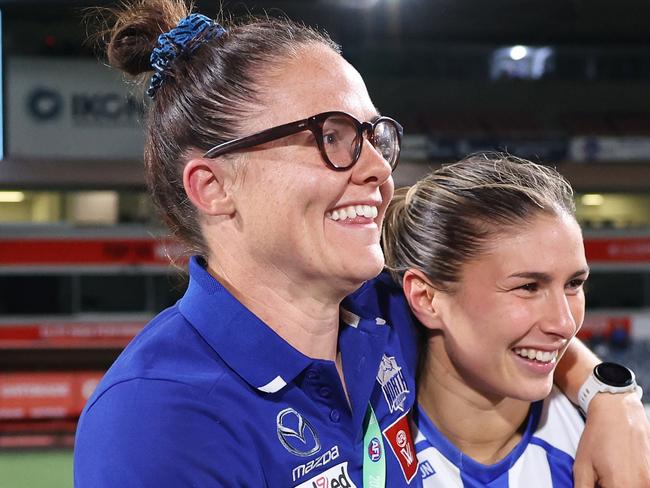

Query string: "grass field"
[[0, 450, 73, 488]]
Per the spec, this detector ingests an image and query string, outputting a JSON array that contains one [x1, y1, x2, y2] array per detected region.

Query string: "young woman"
[[381, 153, 615, 486], [75, 1, 650, 485]]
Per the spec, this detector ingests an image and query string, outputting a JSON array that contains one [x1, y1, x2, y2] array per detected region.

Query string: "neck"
[[205, 251, 347, 362], [418, 336, 531, 465]]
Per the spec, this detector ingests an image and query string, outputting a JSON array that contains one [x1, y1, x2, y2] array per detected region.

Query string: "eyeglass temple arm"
[[203, 119, 310, 158]]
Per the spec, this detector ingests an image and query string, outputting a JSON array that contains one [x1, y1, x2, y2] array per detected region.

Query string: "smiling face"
[[225, 43, 394, 297], [429, 211, 589, 403]]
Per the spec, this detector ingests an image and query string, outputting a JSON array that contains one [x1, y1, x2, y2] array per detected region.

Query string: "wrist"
[[587, 389, 647, 428]]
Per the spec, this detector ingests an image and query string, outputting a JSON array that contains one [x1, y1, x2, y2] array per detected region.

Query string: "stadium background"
[[0, 0, 649, 486]]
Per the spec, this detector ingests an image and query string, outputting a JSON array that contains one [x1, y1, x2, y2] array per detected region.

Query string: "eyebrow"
[[508, 267, 591, 283]]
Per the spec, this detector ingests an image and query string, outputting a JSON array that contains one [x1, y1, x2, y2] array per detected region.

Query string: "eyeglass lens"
[[373, 121, 399, 167], [321, 114, 399, 168], [322, 115, 359, 168]]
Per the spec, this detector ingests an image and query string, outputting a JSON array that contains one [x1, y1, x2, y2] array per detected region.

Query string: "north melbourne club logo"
[[376, 355, 410, 413]]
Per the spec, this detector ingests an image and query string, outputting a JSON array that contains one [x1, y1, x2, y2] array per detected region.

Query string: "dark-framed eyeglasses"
[[203, 111, 403, 171]]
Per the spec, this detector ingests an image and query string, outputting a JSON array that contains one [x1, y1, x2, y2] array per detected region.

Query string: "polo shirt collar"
[[179, 257, 311, 394], [178, 258, 391, 415], [340, 292, 392, 428]]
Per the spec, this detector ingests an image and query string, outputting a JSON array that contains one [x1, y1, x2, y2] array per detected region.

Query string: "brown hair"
[[93, 0, 339, 256], [382, 152, 576, 290]]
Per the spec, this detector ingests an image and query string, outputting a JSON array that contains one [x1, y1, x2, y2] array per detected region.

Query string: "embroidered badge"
[[376, 354, 410, 413], [276, 408, 321, 457], [382, 412, 418, 483]]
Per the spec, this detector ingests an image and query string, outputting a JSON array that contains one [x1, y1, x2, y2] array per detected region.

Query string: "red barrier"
[[584, 237, 650, 263], [0, 371, 103, 420], [0, 237, 185, 266], [0, 321, 146, 348]]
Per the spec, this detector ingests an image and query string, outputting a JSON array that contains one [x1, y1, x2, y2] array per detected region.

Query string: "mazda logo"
[[276, 408, 321, 457]]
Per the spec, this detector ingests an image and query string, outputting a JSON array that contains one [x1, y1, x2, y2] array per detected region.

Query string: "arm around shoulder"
[[555, 339, 650, 488]]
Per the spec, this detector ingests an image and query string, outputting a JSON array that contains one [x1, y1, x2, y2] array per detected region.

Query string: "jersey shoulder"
[[532, 386, 585, 458]]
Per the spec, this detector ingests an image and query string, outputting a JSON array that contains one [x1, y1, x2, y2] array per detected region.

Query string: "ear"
[[402, 269, 445, 331], [183, 157, 236, 216]]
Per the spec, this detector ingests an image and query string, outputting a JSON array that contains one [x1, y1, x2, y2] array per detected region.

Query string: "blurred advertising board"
[[585, 236, 650, 263], [0, 371, 102, 420], [6, 57, 144, 159], [570, 136, 650, 162]]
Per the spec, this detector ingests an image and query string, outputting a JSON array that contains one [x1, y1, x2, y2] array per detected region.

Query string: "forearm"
[[554, 338, 600, 404], [557, 339, 650, 487]]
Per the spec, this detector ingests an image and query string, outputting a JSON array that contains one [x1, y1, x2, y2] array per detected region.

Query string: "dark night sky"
[[1, 0, 650, 55]]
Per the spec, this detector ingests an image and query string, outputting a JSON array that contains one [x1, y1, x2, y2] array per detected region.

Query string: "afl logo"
[[276, 408, 321, 457], [368, 437, 382, 462]]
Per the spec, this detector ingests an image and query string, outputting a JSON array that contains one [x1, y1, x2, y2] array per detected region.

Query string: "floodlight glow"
[[509, 45, 528, 61], [581, 194, 604, 206], [0, 191, 25, 203], [324, 0, 381, 8]]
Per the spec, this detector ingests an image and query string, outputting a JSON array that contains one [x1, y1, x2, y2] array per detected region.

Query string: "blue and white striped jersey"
[[415, 387, 584, 487]]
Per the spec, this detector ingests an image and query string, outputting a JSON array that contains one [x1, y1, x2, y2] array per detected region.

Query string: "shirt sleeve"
[[74, 377, 264, 488]]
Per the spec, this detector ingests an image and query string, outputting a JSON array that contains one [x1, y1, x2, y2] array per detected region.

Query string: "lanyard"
[[363, 404, 386, 488]]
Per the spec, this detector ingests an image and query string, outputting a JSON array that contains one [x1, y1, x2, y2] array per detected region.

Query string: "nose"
[[539, 289, 579, 339], [350, 138, 393, 187]]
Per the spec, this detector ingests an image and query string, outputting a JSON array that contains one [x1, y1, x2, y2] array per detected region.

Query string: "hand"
[[574, 391, 650, 488]]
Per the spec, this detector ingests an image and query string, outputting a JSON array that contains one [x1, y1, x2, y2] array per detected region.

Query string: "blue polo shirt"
[[349, 271, 421, 378], [74, 259, 420, 487]]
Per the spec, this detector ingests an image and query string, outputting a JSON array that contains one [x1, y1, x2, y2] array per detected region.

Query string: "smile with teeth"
[[512, 348, 559, 364], [326, 204, 378, 221]]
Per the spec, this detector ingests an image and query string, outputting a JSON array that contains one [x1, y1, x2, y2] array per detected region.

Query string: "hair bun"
[[99, 0, 189, 76]]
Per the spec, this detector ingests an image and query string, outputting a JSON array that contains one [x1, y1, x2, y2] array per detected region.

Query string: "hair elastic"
[[148, 13, 226, 97]]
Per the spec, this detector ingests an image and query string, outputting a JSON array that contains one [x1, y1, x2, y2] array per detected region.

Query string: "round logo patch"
[[396, 429, 407, 448], [368, 437, 382, 462]]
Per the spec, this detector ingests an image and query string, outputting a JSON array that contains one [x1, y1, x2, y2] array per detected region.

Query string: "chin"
[[358, 252, 385, 279], [512, 380, 555, 403], [340, 255, 384, 290]]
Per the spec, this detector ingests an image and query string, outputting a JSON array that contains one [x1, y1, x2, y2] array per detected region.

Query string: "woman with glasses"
[[74, 1, 649, 487], [76, 3, 411, 487]]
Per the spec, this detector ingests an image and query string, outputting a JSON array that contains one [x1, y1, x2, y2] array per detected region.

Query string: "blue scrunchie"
[[147, 13, 226, 98]]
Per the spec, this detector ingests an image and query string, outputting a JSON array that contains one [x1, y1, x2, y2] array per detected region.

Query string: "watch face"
[[594, 362, 633, 387]]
